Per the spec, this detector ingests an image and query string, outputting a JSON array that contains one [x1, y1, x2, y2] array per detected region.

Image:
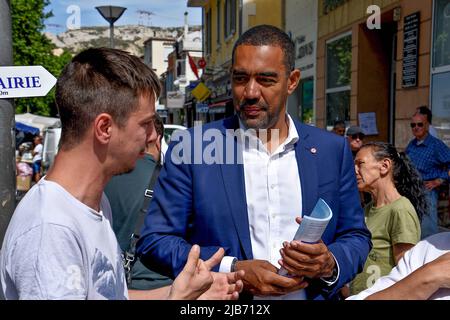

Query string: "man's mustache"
[[239, 101, 268, 110]]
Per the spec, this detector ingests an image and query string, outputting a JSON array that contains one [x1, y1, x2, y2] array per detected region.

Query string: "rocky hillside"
[[46, 25, 202, 57]]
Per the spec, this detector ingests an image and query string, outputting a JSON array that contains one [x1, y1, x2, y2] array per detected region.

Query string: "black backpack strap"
[[124, 162, 162, 286], [135, 162, 161, 236]]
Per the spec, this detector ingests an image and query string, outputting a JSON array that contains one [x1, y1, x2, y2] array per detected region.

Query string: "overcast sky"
[[44, 0, 202, 34]]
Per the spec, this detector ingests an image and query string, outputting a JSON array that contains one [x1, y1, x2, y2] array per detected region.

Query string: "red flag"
[[188, 53, 199, 80]]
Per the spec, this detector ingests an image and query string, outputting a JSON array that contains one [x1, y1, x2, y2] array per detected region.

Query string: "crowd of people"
[[1, 24, 449, 300], [330, 107, 450, 299]]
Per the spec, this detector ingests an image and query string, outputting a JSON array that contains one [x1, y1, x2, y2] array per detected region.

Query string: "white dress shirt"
[[220, 114, 307, 300]]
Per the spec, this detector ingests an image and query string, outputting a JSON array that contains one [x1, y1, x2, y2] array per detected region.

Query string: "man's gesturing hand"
[[168, 245, 224, 300], [198, 271, 245, 300], [235, 260, 308, 296]]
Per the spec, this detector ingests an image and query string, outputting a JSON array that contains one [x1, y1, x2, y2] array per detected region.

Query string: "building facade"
[[187, 0, 450, 150], [167, 16, 203, 125], [316, 0, 450, 229], [144, 37, 177, 78], [286, 0, 318, 125], [316, 0, 450, 150]]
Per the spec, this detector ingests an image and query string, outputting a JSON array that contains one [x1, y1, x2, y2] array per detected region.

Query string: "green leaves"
[[11, 0, 72, 116]]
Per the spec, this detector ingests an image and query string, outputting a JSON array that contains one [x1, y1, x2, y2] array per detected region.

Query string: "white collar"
[[237, 113, 299, 153]]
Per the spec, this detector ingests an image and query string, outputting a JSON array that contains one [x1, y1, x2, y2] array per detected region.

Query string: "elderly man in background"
[[406, 112, 450, 239]]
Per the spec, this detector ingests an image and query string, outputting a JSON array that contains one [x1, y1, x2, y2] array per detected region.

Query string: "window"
[[205, 9, 212, 55], [300, 79, 314, 124], [325, 32, 352, 126], [431, 0, 450, 146], [176, 59, 185, 78], [431, 72, 450, 124], [432, 0, 450, 68], [217, 0, 221, 46], [224, 0, 236, 38]]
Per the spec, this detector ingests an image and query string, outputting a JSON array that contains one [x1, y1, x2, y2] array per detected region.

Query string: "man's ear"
[[156, 135, 162, 153], [287, 69, 301, 95], [94, 113, 114, 145]]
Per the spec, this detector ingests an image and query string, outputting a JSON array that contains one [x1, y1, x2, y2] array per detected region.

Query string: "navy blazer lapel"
[[219, 116, 253, 259], [294, 122, 319, 217]]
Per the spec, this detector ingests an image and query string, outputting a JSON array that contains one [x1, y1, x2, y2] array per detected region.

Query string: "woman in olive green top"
[[349, 142, 428, 295]]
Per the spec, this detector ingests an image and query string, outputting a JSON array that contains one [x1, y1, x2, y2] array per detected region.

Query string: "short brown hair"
[[56, 48, 161, 149], [154, 113, 164, 142]]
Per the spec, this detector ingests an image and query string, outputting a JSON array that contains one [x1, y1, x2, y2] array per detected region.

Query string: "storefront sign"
[[196, 103, 209, 113], [167, 91, 185, 109], [209, 106, 226, 114], [402, 12, 420, 88], [295, 36, 314, 60], [287, 0, 317, 80]]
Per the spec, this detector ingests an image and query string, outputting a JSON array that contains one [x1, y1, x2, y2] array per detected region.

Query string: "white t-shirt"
[[0, 178, 128, 300], [32, 143, 43, 162], [347, 232, 450, 300]]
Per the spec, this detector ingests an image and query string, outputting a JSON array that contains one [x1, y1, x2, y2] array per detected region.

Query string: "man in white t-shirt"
[[0, 48, 243, 300], [31, 135, 43, 182]]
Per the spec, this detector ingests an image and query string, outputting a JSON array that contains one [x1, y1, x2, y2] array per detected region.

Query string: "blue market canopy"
[[15, 121, 40, 135]]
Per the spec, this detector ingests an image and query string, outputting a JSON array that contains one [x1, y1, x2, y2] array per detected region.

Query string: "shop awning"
[[15, 122, 40, 135], [15, 113, 61, 132]]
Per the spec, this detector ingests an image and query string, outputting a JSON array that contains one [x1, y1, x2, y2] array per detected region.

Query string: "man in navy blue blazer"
[[137, 25, 371, 300]]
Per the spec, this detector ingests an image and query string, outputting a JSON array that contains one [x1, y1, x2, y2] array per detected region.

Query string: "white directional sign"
[[0, 66, 57, 99]]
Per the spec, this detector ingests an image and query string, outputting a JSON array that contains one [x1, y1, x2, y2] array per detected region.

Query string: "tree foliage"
[[11, 0, 72, 116]]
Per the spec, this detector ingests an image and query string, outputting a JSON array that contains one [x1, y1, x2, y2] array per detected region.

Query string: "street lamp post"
[[95, 6, 127, 49]]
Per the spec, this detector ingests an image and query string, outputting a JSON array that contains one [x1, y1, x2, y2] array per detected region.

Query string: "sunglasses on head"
[[351, 134, 364, 140], [410, 122, 424, 128]]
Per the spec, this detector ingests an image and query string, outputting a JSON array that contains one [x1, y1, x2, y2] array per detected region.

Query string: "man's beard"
[[111, 156, 140, 176], [112, 166, 134, 177], [237, 102, 280, 130]]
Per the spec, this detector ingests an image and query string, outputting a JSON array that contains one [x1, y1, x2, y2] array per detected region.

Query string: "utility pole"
[[0, 0, 15, 247]]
